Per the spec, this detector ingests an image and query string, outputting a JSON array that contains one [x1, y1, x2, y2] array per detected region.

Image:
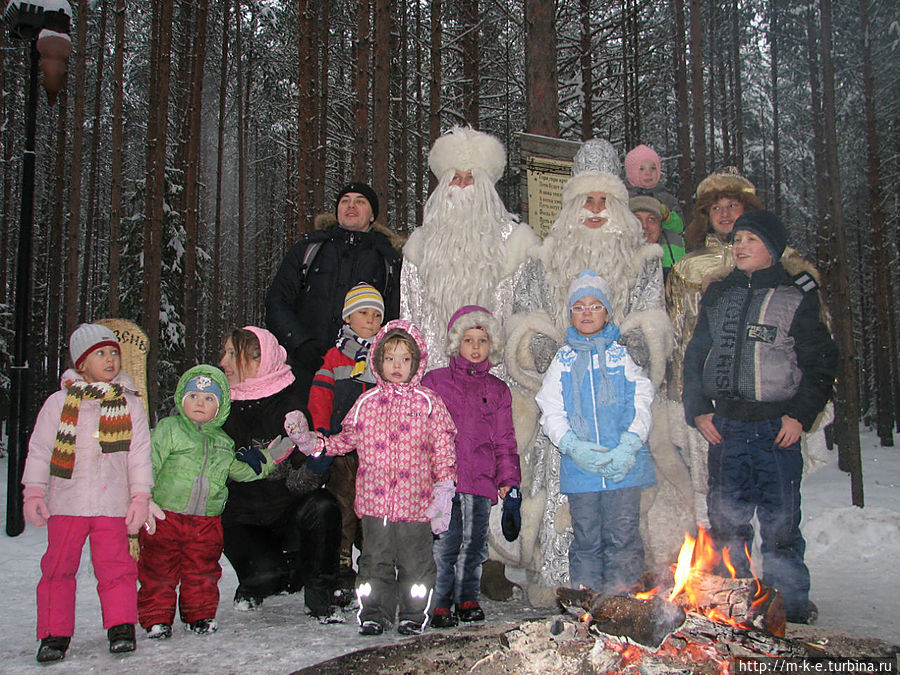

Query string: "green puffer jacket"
[[151, 364, 277, 517]]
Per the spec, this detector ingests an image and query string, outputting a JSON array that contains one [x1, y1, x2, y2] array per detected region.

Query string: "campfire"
[[556, 527, 806, 672]]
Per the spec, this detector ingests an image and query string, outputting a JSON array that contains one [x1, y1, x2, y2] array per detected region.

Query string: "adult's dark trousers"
[[706, 415, 810, 621], [223, 488, 340, 615]]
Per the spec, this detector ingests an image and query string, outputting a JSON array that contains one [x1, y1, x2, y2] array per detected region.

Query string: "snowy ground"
[[0, 429, 897, 674]]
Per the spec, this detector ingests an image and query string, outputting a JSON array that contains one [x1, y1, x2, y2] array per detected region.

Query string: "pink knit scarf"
[[228, 326, 296, 401]]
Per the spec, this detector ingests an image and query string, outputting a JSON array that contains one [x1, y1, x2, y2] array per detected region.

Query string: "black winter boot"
[[36, 636, 71, 663], [107, 623, 136, 653]]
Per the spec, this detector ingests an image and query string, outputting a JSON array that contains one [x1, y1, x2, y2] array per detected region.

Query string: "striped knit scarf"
[[51, 381, 132, 479], [336, 324, 376, 383]]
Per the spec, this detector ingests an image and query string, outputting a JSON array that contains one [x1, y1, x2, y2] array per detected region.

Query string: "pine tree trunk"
[[396, 3, 409, 232], [45, 85, 70, 388], [579, 0, 593, 141], [525, 0, 558, 136], [142, 0, 174, 418], [80, 0, 108, 320], [181, 0, 209, 367], [817, 0, 863, 504], [296, 0, 314, 233], [730, 0, 744, 168], [236, 0, 247, 323], [65, 0, 91, 337], [461, 0, 479, 126], [857, 0, 895, 447], [212, 0, 230, 341], [107, 0, 126, 318], [428, 0, 441, 192], [671, 0, 692, 208], [353, 0, 371, 181], [689, 0, 706, 179], [372, 0, 391, 210], [769, 1, 781, 214]]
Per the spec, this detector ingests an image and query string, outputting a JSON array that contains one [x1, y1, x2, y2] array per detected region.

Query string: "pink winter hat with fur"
[[624, 144, 661, 187]]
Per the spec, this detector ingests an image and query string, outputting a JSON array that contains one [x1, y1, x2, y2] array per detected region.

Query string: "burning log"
[[672, 569, 786, 637], [556, 587, 686, 649]]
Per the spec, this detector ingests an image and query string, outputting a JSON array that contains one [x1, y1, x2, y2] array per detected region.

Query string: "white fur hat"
[[445, 305, 504, 365], [562, 170, 629, 207], [428, 126, 506, 183]]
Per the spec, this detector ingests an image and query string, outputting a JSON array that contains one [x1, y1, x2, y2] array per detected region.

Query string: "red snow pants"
[[137, 510, 223, 627]]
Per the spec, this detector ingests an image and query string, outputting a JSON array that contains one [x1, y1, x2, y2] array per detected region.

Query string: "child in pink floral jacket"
[[291, 319, 456, 636]]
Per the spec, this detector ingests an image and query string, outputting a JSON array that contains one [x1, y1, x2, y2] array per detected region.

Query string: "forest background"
[[0, 0, 897, 467]]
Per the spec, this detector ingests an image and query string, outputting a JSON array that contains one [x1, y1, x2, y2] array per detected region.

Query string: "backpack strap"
[[298, 240, 324, 292], [792, 271, 819, 294]]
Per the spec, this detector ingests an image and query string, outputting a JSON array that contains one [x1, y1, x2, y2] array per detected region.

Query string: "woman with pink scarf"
[[219, 326, 342, 623]]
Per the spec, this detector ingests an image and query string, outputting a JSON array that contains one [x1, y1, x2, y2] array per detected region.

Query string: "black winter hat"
[[335, 182, 379, 222], [733, 209, 786, 262]]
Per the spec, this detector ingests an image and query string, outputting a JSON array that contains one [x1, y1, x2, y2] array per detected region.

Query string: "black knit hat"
[[335, 182, 379, 222], [733, 209, 786, 262]]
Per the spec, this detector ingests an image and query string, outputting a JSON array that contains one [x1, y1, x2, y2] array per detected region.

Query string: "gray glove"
[[531, 334, 559, 373], [618, 329, 650, 368]]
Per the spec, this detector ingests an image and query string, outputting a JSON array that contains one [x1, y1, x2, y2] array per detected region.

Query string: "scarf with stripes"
[[51, 381, 132, 479]]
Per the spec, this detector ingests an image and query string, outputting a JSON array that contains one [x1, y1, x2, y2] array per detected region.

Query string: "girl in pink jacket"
[[292, 320, 457, 636], [21, 324, 153, 663]]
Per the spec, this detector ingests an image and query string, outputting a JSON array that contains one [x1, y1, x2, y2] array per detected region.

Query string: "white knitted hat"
[[70, 323, 119, 369], [428, 126, 506, 183]]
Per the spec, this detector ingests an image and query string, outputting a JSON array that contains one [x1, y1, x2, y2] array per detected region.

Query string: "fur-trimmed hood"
[[370, 319, 428, 389], [444, 305, 504, 365], [313, 212, 405, 251], [562, 170, 629, 207], [428, 125, 507, 183]]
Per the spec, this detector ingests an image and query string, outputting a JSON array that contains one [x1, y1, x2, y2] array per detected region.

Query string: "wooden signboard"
[[518, 133, 582, 239]]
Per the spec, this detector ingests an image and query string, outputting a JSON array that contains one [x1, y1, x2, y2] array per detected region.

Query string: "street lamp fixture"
[[3, 0, 73, 536]]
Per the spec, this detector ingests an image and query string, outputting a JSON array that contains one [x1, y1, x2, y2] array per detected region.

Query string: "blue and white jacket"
[[536, 325, 656, 494]]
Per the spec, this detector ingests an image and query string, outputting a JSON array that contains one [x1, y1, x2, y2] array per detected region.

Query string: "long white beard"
[[542, 198, 645, 329], [417, 181, 510, 329]]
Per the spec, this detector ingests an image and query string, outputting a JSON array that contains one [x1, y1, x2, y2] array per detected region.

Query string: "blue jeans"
[[566, 487, 643, 594], [706, 415, 809, 621], [432, 493, 490, 608]]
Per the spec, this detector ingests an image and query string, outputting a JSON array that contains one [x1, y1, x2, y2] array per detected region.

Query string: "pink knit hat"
[[624, 144, 661, 188]]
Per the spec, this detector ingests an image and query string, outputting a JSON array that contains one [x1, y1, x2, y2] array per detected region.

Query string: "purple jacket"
[[422, 356, 520, 503]]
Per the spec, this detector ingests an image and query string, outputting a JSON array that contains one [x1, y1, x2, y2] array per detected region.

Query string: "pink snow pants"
[[36, 515, 137, 639]]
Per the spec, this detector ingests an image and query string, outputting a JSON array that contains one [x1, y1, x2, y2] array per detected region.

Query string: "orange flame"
[[722, 547, 737, 578], [634, 588, 659, 600]]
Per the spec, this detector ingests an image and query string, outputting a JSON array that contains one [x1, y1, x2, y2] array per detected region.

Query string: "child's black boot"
[[36, 636, 70, 663], [108, 623, 136, 653]]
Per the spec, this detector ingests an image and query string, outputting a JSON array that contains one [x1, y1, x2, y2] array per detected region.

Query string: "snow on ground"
[[0, 429, 897, 674]]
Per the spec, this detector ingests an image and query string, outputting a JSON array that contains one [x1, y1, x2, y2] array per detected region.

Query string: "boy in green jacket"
[[137, 365, 293, 639]]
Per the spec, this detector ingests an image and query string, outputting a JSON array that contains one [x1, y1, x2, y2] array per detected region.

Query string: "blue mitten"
[[606, 431, 642, 482], [235, 445, 268, 475], [501, 487, 522, 542], [558, 431, 611, 473], [304, 454, 334, 473]]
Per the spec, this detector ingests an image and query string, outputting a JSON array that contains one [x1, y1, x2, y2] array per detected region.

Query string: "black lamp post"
[[3, 0, 72, 536]]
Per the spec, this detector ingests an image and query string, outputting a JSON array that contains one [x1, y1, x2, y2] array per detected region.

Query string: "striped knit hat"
[[342, 282, 385, 320], [70, 323, 119, 369]]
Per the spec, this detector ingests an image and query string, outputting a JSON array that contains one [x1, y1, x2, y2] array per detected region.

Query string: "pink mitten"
[[284, 410, 320, 456], [144, 500, 166, 535], [424, 480, 456, 535], [125, 493, 151, 535], [23, 485, 50, 528]]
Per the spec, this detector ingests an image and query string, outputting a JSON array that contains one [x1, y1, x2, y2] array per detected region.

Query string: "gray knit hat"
[[629, 195, 663, 220], [70, 323, 119, 369]]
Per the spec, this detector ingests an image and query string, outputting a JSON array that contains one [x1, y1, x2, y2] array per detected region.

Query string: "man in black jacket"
[[266, 182, 402, 402]]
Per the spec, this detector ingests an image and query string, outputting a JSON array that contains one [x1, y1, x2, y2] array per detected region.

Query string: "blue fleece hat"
[[182, 375, 223, 408], [567, 270, 613, 315]]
